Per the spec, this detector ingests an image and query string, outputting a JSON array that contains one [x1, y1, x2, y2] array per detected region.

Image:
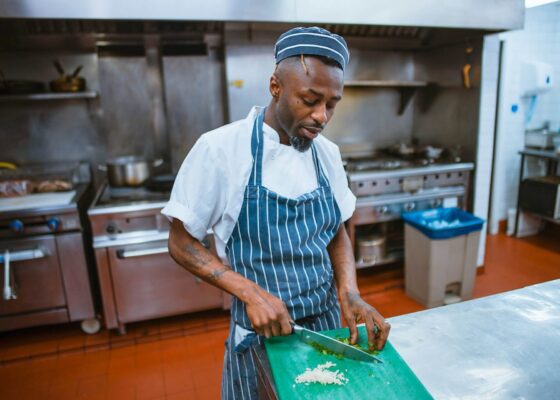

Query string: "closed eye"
[[302, 98, 318, 106]]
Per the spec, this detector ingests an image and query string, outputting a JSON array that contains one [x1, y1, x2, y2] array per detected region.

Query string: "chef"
[[163, 26, 391, 399]]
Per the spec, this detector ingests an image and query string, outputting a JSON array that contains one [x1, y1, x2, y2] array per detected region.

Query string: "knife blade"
[[292, 323, 382, 363]]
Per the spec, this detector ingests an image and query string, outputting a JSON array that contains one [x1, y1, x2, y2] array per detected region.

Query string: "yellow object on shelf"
[[0, 162, 17, 170]]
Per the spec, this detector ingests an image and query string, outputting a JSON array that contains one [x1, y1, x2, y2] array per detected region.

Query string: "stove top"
[[345, 157, 440, 173], [95, 185, 170, 207]]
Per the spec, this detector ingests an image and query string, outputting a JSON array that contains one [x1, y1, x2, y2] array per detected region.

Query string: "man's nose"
[[311, 104, 328, 126]]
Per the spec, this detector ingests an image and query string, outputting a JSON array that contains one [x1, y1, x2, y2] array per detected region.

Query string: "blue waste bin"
[[401, 208, 485, 308], [402, 207, 485, 240]]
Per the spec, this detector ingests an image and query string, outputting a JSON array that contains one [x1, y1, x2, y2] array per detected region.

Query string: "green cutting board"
[[264, 325, 432, 400]]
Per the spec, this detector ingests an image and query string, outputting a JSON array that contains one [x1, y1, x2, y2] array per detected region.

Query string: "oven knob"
[[47, 217, 60, 232], [430, 199, 443, 208], [404, 202, 416, 212], [375, 206, 389, 215], [9, 219, 24, 233]]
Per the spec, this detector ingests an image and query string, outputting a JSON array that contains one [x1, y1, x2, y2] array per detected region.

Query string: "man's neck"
[[264, 102, 290, 146]]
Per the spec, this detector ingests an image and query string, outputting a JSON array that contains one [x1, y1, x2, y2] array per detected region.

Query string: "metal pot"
[[102, 156, 163, 187], [357, 236, 386, 265]]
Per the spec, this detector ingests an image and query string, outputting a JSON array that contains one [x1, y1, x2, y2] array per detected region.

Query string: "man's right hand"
[[244, 286, 292, 338]]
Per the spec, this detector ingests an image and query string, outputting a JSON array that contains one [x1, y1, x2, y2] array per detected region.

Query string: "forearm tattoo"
[[183, 242, 213, 268], [208, 266, 230, 282]]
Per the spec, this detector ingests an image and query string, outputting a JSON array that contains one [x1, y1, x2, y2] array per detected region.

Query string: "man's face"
[[271, 57, 344, 151]]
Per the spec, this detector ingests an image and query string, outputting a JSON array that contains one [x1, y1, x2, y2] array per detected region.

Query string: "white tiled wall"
[[489, 3, 560, 234]]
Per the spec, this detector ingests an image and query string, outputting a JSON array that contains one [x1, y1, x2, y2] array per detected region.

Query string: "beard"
[[289, 135, 313, 152]]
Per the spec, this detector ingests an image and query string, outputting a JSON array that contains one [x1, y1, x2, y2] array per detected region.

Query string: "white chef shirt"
[[161, 106, 356, 263]]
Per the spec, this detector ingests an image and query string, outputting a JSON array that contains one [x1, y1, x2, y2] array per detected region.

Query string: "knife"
[[292, 323, 382, 363]]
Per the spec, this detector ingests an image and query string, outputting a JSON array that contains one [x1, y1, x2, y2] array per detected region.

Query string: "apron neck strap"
[[250, 107, 266, 186], [310, 145, 329, 188]]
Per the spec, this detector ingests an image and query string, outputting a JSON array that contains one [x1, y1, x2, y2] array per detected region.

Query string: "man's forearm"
[[327, 224, 360, 296], [168, 219, 262, 304]]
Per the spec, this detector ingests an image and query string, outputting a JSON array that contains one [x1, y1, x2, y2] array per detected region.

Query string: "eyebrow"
[[307, 88, 342, 101]]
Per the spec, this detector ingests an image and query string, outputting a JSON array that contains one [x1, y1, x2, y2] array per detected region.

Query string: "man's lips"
[[299, 126, 322, 139]]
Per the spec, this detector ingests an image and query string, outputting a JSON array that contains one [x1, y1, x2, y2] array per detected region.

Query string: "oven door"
[[107, 240, 223, 324], [0, 236, 66, 316]]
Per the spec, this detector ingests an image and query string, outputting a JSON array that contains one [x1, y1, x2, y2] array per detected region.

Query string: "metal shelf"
[[344, 80, 431, 115], [519, 209, 560, 226], [0, 91, 99, 101], [355, 249, 404, 269], [344, 80, 428, 87]]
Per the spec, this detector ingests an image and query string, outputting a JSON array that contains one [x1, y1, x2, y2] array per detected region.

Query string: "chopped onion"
[[295, 362, 348, 386]]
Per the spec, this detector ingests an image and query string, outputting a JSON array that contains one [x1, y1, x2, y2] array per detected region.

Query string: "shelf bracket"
[[416, 83, 441, 114], [397, 87, 417, 115]]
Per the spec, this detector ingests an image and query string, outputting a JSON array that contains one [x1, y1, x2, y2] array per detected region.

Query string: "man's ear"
[[269, 74, 281, 100]]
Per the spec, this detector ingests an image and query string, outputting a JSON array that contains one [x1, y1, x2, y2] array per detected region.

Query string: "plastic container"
[[402, 208, 485, 308], [507, 208, 516, 236]]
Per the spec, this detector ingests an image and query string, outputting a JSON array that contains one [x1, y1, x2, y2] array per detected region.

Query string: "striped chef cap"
[[274, 27, 350, 71]]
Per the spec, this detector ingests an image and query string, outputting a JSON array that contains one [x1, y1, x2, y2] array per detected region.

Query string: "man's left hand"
[[339, 291, 391, 351]]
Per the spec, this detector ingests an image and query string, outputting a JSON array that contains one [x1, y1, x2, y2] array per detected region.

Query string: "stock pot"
[[102, 156, 163, 187]]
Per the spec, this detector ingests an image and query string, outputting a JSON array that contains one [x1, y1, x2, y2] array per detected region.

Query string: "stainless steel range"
[[0, 162, 99, 333], [345, 157, 474, 268], [88, 183, 226, 334]]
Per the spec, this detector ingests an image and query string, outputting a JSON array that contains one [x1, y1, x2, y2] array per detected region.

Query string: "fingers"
[[364, 314, 377, 350], [375, 319, 391, 351], [270, 320, 281, 337], [262, 325, 272, 339], [346, 316, 358, 345], [279, 312, 293, 336]]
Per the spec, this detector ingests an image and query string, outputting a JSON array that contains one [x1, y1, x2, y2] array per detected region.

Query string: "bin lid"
[[402, 207, 485, 239]]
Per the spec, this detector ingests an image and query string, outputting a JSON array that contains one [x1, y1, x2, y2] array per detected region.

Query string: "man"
[[163, 26, 391, 399]]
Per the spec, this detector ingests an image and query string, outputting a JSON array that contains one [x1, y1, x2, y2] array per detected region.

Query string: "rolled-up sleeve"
[[332, 159, 356, 222], [161, 136, 227, 241], [323, 144, 356, 222]]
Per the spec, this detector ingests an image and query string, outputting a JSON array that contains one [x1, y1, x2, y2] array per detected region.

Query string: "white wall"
[[489, 2, 560, 234], [474, 35, 501, 266]]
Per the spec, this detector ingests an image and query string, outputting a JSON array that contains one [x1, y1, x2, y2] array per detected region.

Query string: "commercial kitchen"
[[1, 1, 560, 399]]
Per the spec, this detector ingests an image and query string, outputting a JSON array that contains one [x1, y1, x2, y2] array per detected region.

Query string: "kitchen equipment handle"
[[71, 65, 83, 78], [117, 246, 168, 259], [53, 60, 65, 76], [3, 250, 13, 300], [0, 248, 47, 263]]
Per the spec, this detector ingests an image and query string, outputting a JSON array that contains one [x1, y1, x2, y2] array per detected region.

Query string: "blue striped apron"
[[221, 108, 343, 400]]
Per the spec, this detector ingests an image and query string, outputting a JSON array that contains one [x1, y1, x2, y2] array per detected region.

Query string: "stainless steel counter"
[[388, 280, 560, 399]]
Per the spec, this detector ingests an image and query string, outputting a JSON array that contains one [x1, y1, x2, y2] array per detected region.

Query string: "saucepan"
[[100, 156, 163, 187], [357, 236, 386, 265]]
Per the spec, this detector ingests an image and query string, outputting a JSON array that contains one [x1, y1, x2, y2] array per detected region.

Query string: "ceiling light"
[[525, 0, 559, 8]]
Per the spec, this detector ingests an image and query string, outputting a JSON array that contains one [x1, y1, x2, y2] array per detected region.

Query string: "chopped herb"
[[334, 336, 380, 355], [308, 341, 343, 359]]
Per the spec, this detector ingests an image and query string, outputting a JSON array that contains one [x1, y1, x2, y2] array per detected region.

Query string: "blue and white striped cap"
[[274, 27, 350, 71]]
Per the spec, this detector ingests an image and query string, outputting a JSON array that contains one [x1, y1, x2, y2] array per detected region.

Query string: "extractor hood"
[[0, 0, 524, 31]]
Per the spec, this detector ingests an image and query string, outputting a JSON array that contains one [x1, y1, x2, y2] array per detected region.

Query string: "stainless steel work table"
[[389, 279, 560, 399], [254, 279, 560, 399]]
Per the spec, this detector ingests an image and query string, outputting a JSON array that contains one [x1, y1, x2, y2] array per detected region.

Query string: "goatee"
[[289, 136, 312, 152]]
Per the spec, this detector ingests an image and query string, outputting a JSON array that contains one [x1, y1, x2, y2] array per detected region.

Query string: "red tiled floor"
[[0, 231, 558, 399]]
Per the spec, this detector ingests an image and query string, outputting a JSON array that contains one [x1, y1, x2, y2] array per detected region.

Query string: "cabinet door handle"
[[117, 246, 168, 259], [0, 248, 47, 263]]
